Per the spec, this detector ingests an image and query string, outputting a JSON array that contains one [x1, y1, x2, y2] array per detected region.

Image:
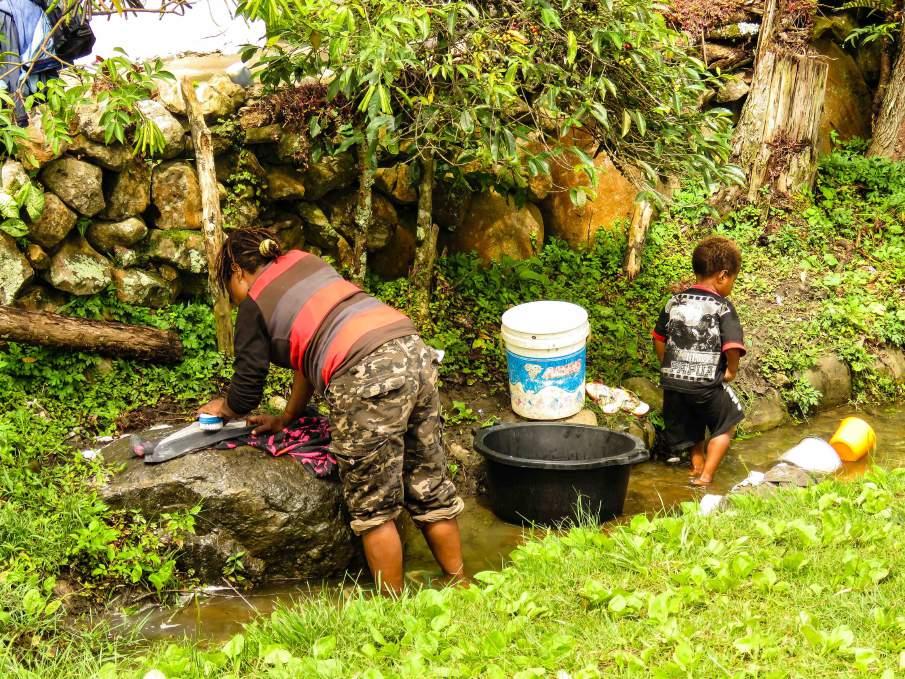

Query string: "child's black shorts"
[[662, 384, 744, 453]]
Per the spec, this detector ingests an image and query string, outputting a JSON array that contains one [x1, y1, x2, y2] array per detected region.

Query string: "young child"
[[652, 236, 746, 485]]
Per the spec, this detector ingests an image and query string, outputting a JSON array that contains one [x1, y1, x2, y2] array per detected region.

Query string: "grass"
[[14, 467, 898, 678]]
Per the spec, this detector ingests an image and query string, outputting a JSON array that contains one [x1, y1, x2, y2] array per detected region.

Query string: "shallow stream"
[[114, 404, 904, 642]]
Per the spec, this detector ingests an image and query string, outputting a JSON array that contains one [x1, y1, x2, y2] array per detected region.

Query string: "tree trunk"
[[352, 143, 374, 285], [622, 200, 655, 281], [181, 77, 234, 356], [721, 0, 827, 204], [409, 152, 438, 330], [0, 306, 182, 362], [869, 26, 905, 160]]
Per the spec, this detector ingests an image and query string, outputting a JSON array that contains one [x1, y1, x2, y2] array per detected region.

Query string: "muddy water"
[[116, 405, 904, 642]]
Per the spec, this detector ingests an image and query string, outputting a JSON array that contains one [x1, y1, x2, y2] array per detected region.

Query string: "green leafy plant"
[[0, 178, 44, 237]]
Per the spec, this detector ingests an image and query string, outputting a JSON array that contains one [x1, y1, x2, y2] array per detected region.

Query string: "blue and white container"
[[501, 301, 590, 420], [198, 414, 224, 431]]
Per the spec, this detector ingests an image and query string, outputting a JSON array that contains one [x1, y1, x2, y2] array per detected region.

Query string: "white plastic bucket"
[[779, 437, 842, 474], [501, 301, 590, 420]]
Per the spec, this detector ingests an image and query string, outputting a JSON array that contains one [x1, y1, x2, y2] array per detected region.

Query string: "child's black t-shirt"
[[652, 286, 745, 394]]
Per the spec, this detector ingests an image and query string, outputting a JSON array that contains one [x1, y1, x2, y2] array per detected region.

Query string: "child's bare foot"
[[691, 475, 714, 486]]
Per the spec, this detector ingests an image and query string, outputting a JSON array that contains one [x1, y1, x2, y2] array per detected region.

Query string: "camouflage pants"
[[325, 335, 464, 535]]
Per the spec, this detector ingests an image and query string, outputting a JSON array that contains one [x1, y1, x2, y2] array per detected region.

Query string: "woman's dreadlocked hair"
[[215, 228, 283, 292]]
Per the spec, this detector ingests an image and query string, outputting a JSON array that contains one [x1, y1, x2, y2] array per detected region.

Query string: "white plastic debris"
[[435, 349, 446, 364], [80, 449, 99, 460], [699, 494, 724, 516], [779, 437, 842, 474], [94, 435, 115, 444], [730, 470, 765, 493], [226, 61, 253, 87], [666, 456, 681, 464]]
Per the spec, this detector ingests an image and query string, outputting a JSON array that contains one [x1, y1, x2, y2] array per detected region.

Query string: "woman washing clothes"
[[198, 228, 465, 594]]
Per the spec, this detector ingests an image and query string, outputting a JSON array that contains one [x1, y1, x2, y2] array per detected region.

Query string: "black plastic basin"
[[474, 423, 648, 525]]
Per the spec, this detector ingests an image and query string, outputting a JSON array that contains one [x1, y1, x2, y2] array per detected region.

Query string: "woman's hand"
[[197, 397, 239, 420], [247, 414, 289, 435], [198, 397, 227, 418]]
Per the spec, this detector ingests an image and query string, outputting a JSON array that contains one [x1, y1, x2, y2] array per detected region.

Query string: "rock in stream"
[[101, 436, 361, 583]]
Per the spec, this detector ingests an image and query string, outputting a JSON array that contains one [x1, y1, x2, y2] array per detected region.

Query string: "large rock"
[[46, 235, 113, 296], [370, 219, 416, 279], [112, 268, 177, 307], [300, 152, 357, 200], [265, 165, 307, 200], [814, 38, 872, 155], [135, 100, 186, 159], [449, 189, 543, 263], [375, 164, 418, 204], [541, 151, 636, 249], [152, 162, 203, 230], [16, 115, 64, 170], [102, 160, 151, 220], [25, 243, 50, 271], [801, 354, 852, 411], [434, 183, 473, 231], [743, 390, 789, 433], [2, 159, 29, 193], [875, 347, 905, 384], [142, 229, 207, 273], [298, 202, 342, 251], [621, 376, 663, 412], [0, 233, 34, 304], [68, 135, 133, 171], [324, 191, 398, 251], [195, 74, 246, 119], [40, 157, 105, 217], [269, 213, 306, 252], [27, 192, 77, 249], [87, 217, 148, 252], [100, 438, 359, 582], [75, 101, 108, 143], [14, 283, 65, 312]]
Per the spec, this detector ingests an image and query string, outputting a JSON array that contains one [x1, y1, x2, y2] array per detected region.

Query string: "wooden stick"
[[0, 306, 182, 362], [181, 77, 234, 356]]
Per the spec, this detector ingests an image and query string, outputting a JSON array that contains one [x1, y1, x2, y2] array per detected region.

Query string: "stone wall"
[[0, 22, 881, 310], [0, 72, 646, 311]]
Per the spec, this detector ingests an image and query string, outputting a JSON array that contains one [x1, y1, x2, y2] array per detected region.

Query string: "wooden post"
[[181, 77, 234, 356], [720, 0, 828, 205], [410, 151, 437, 330], [622, 200, 655, 281], [869, 25, 905, 160], [353, 143, 374, 285], [0, 306, 183, 362]]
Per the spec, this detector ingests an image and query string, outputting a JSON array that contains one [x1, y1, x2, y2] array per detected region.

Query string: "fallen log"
[[0, 306, 183, 362]]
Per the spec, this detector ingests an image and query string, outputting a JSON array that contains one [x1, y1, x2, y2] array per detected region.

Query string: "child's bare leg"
[[693, 429, 734, 485], [689, 441, 706, 477]]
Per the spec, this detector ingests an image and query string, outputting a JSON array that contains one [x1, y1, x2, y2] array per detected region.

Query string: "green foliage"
[[0, 296, 232, 649], [0, 178, 44, 238], [96, 467, 905, 678], [238, 0, 739, 201], [3, 50, 175, 162]]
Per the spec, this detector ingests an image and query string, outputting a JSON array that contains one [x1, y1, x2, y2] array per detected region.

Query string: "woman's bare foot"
[[691, 475, 713, 486], [688, 467, 704, 477]]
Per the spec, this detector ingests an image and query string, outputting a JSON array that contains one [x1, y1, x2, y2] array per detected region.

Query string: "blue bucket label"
[[507, 347, 586, 419]]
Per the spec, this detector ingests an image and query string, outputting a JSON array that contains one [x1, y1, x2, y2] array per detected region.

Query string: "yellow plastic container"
[[829, 417, 876, 462]]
